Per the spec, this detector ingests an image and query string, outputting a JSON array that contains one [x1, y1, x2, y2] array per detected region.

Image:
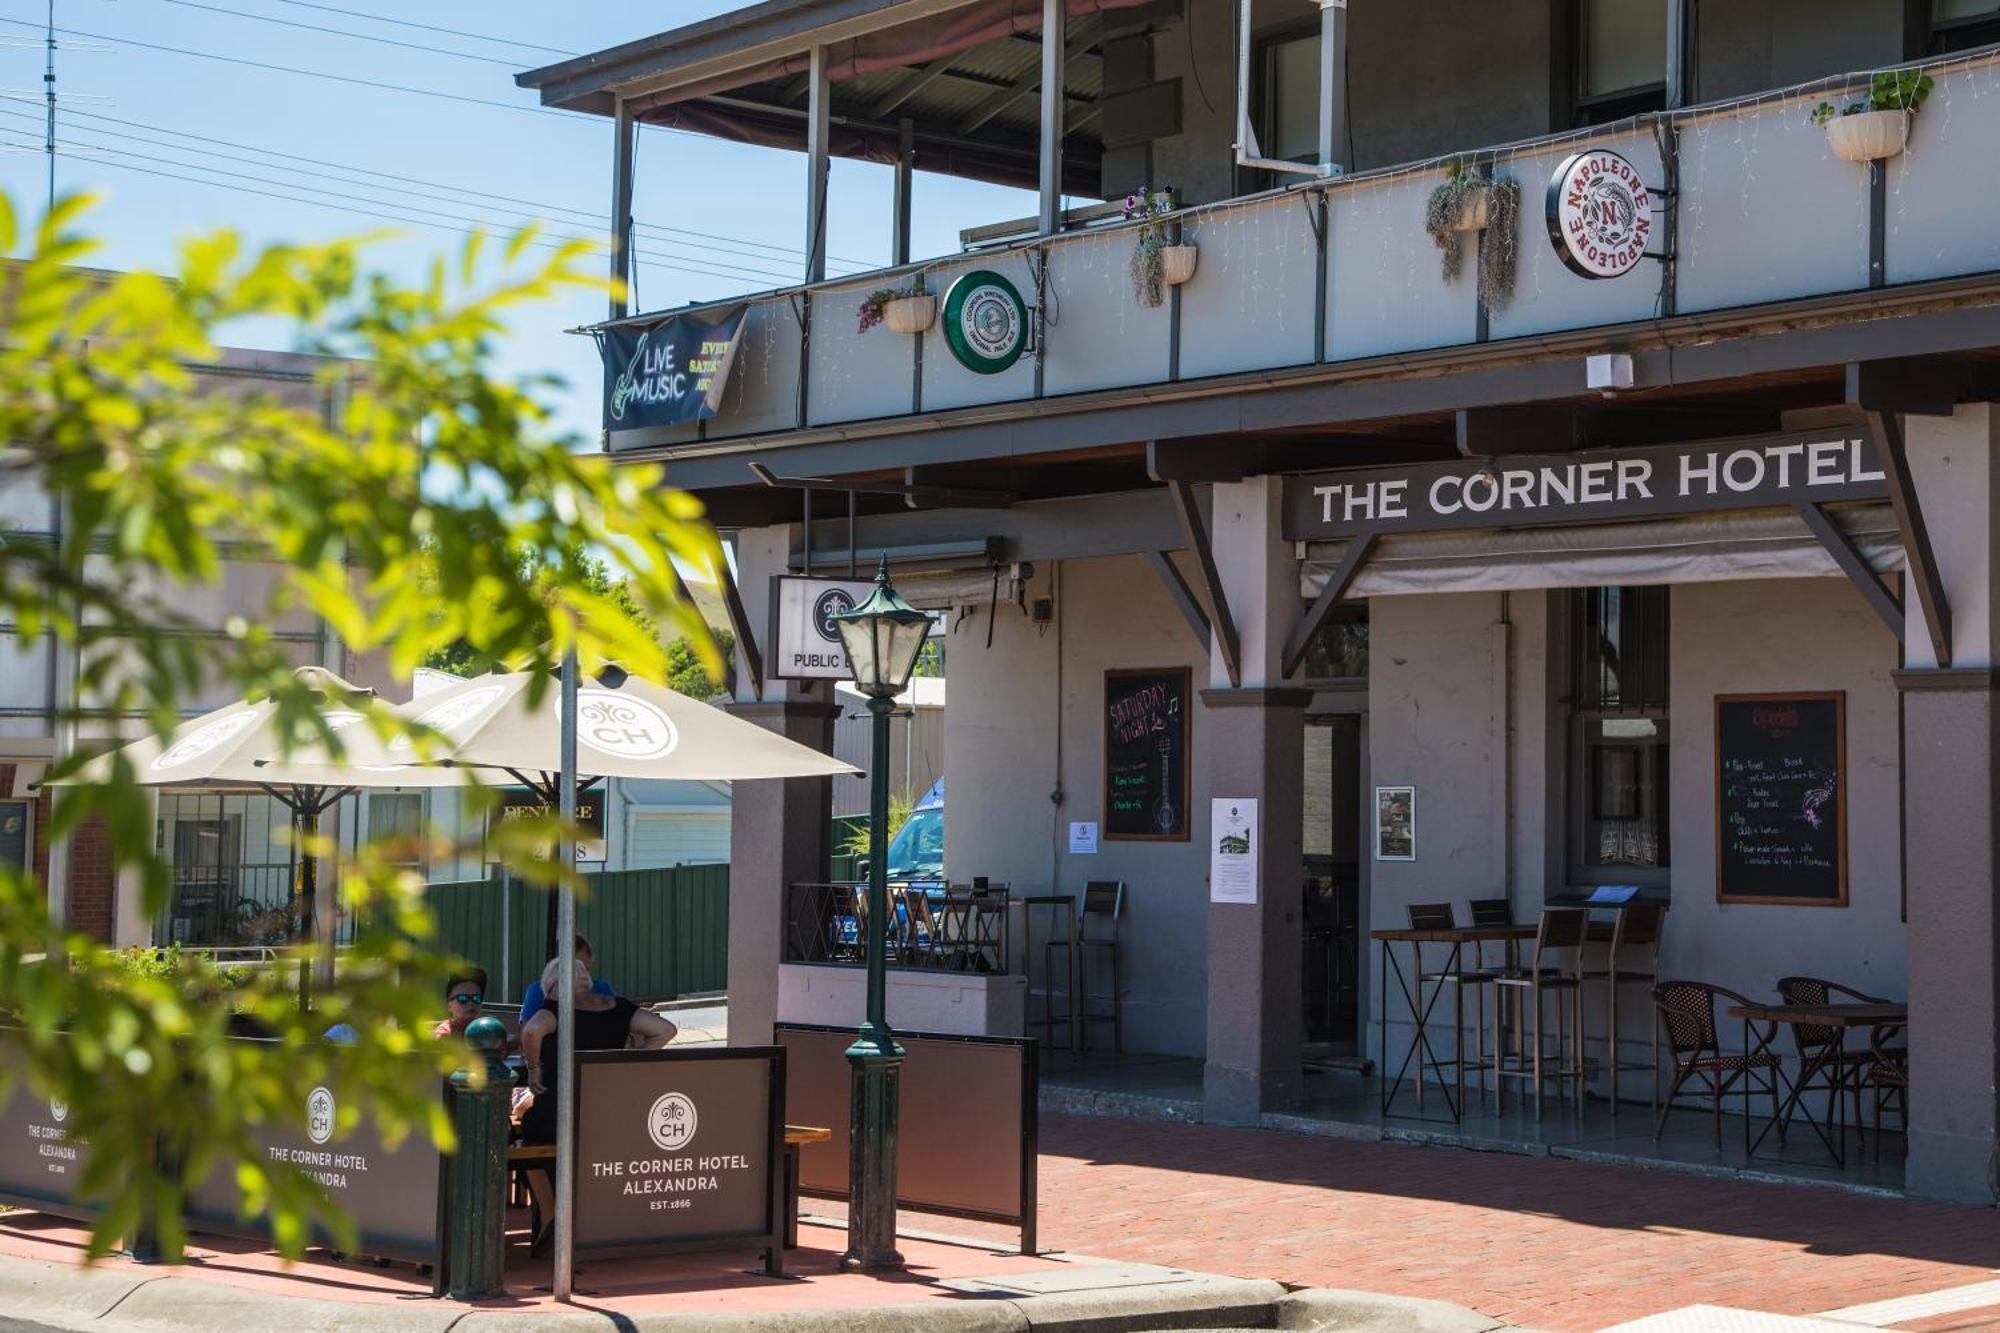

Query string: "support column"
[[1201, 476, 1307, 1122], [1316, 0, 1347, 176], [892, 119, 914, 268], [1899, 404, 1999, 1202], [724, 526, 838, 1045], [805, 46, 830, 283], [1037, 0, 1064, 235]]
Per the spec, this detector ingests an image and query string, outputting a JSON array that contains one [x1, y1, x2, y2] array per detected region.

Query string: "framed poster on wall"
[[1714, 692, 1847, 906], [1103, 667, 1190, 842], [1374, 785, 1415, 861], [0, 799, 30, 874]]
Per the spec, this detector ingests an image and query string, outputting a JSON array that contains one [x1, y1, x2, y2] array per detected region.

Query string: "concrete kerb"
[[0, 1251, 1517, 1333]]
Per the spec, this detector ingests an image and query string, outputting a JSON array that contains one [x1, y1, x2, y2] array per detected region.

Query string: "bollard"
[[447, 1016, 513, 1301]]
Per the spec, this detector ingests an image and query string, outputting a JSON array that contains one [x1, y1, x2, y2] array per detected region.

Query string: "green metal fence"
[[425, 865, 729, 1005]]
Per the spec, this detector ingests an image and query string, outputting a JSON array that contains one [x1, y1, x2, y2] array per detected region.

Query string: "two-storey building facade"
[[523, 0, 2000, 1204]]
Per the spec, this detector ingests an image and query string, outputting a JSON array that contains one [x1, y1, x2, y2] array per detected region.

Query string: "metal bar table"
[[1371, 924, 1536, 1121]]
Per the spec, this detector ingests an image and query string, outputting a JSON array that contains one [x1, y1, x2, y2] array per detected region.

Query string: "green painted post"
[[447, 1016, 513, 1301]]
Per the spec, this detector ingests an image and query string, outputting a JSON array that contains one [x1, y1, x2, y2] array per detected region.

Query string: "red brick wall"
[[1, 762, 116, 941]]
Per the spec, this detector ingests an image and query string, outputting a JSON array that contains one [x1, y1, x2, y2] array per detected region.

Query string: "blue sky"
[[0, 0, 1035, 439]]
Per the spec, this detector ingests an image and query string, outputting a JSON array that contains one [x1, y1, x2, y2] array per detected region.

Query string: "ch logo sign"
[[646, 1091, 698, 1151], [578, 690, 679, 760], [306, 1086, 336, 1145]]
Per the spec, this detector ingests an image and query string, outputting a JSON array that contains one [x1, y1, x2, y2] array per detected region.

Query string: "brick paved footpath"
[[1013, 1114, 2000, 1332]]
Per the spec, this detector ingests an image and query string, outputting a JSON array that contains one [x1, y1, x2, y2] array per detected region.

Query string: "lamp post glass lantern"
[[829, 555, 930, 1271]]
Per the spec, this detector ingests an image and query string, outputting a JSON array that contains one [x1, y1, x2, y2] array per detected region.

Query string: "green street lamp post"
[[829, 555, 933, 1271]]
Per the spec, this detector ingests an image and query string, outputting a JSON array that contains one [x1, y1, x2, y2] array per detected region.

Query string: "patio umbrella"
[[298, 665, 859, 950], [61, 666, 464, 1000]]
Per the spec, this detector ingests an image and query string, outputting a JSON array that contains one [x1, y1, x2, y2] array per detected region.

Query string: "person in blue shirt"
[[519, 933, 613, 1023]]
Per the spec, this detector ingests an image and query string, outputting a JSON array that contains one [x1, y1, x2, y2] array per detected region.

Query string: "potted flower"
[[1809, 68, 1934, 164], [857, 278, 934, 335], [1126, 186, 1194, 307], [1423, 160, 1521, 308]]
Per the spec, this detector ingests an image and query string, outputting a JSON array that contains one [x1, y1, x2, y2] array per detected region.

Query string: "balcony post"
[[1665, 0, 1695, 109], [806, 44, 830, 283], [1316, 0, 1347, 175], [1038, 0, 1063, 235], [892, 118, 914, 267], [610, 95, 634, 319]]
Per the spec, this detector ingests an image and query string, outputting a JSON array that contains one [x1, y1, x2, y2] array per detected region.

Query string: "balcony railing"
[[609, 45, 2000, 455], [784, 880, 1010, 975]]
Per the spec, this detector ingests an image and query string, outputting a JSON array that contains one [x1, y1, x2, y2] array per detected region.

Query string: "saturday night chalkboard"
[[1714, 693, 1847, 906], [1104, 667, 1190, 842]]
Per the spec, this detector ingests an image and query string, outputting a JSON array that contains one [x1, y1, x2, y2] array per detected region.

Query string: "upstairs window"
[[1260, 32, 1322, 164], [1574, 0, 1666, 125], [1568, 585, 1671, 886], [1927, 0, 2000, 52]]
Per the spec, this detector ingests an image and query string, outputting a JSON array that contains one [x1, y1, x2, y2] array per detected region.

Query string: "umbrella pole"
[[294, 791, 315, 1013], [553, 650, 580, 1303]]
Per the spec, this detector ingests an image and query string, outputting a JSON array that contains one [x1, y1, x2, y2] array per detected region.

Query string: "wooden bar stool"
[[1492, 908, 1590, 1120]]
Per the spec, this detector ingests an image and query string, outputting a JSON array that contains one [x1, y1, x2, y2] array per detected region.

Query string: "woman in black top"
[[518, 957, 677, 1144]]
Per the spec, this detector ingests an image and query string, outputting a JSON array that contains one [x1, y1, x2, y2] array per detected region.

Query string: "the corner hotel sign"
[[1281, 434, 1889, 541]]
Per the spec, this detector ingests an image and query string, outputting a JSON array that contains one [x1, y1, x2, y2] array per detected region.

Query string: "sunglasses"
[[449, 992, 484, 1006]]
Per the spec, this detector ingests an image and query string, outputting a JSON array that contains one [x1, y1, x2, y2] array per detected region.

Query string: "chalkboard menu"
[[1714, 692, 1846, 906], [1104, 667, 1190, 842]]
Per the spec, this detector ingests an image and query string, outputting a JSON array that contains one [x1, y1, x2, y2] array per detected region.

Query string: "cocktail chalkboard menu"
[[1714, 692, 1846, 906], [1104, 667, 1190, 842]]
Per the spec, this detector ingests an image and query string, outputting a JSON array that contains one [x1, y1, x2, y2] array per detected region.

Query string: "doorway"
[[1302, 712, 1364, 1059]]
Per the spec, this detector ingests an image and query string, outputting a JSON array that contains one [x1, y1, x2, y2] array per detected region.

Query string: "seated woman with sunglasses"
[[435, 966, 492, 1040]]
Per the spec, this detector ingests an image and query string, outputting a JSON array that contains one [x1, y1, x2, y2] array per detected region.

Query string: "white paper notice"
[[1209, 798, 1258, 904], [1068, 822, 1099, 855]]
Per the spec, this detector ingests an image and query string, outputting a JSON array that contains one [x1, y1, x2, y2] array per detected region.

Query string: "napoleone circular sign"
[[942, 270, 1028, 375], [1545, 149, 1656, 280]]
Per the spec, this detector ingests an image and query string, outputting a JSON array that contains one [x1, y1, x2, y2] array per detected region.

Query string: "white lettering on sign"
[[1286, 435, 1888, 540]]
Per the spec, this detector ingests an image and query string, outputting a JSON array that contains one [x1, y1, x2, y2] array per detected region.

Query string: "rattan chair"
[[1866, 1024, 1908, 1162], [1774, 975, 1887, 1147], [1580, 902, 1667, 1116], [1492, 908, 1590, 1119], [1651, 980, 1782, 1149]]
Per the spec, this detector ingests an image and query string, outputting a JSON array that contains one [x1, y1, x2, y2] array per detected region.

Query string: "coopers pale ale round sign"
[[942, 270, 1028, 374], [1545, 149, 1656, 279]]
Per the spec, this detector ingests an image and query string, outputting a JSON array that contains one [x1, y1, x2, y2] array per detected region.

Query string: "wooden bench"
[[506, 1126, 833, 1252]]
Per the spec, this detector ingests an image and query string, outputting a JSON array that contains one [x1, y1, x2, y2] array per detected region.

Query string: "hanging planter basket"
[[883, 293, 936, 334], [1826, 109, 1911, 164], [1161, 244, 1199, 287], [1450, 187, 1494, 232]]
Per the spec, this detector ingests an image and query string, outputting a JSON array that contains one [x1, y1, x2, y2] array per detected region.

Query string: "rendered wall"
[[941, 553, 1214, 1056]]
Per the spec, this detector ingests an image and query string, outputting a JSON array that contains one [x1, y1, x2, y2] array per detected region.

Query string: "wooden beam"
[[1456, 405, 1585, 457], [1867, 409, 1953, 666], [1847, 357, 1971, 417], [1147, 439, 1244, 484], [717, 560, 766, 701], [1168, 480, 1241, 688], [1796, 503, 1904, 642], [1281, 532, 1376, 679], [1146, 550, 1211, 647]]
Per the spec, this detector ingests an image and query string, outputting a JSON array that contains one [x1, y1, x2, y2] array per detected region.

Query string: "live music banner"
[[600, 305, 748, 430]]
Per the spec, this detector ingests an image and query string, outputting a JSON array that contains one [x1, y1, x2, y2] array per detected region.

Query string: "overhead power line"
[[32, 104, 873, 272], [267, 0, 576, 58], [0, 16, 596, 122], [150, 0, 526, 67]]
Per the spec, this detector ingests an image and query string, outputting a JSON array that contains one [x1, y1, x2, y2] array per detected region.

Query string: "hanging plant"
[[1423, 160, 1520, 309], [1124, 185, 1179, 308], [1809, 68, 1934, 163], [857, 276, 932, 335]]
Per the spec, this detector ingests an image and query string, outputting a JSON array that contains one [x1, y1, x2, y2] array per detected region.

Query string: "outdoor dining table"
[[1724, 999, 1907, 1167], [1371, 923, 1538, 1121]]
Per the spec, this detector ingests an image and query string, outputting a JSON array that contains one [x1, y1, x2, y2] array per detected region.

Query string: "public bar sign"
[[1281, 433, 1889, 541], [600, 305, 748, 430], [572, 1047, 784, 1272], [770, 575, 875, 681]]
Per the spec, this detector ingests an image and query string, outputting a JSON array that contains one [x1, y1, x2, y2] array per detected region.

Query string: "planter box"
[[1826, 109, 1910, 164], [777, 963, 1027, 1038], [1451, 188, 1493, 232], [1161, 244, 1199, 286]]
